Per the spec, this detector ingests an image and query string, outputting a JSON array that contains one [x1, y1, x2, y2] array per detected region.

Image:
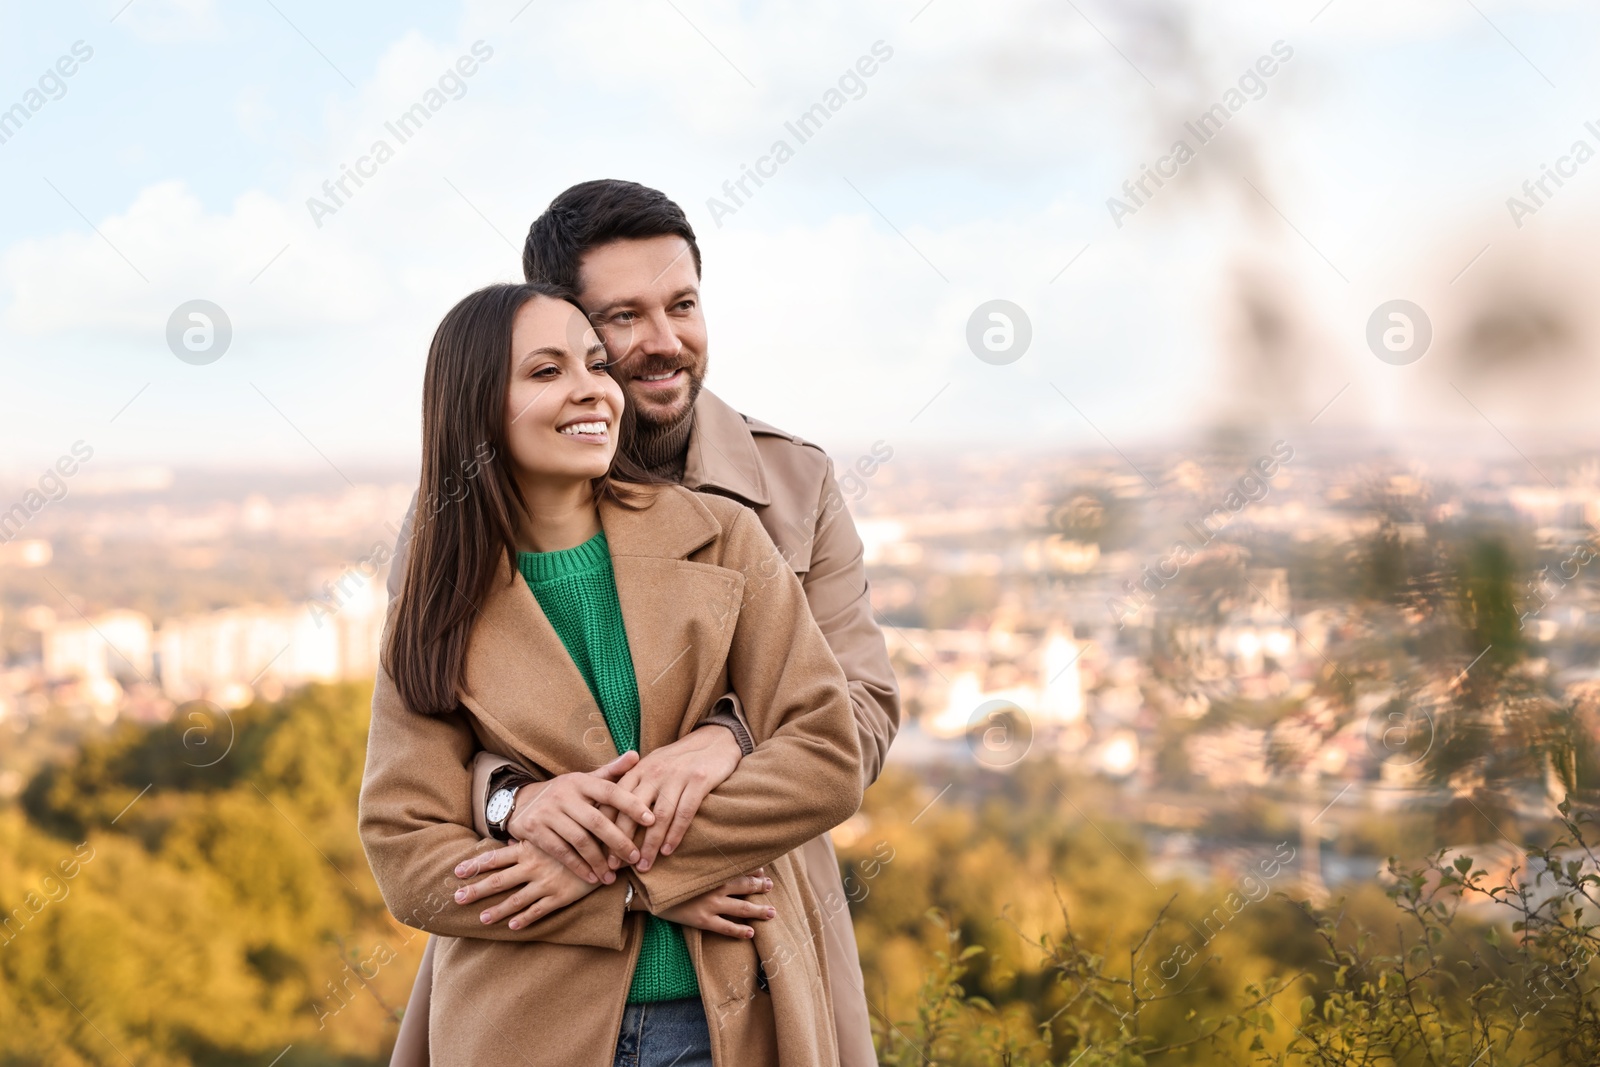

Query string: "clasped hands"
[[451, 728, 775, 939]]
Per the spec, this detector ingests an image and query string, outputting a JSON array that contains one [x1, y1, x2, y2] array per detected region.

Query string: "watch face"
[[487, 788, 515, 824]]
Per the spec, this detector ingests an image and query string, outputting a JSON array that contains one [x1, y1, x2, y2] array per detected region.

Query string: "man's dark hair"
[[522, 180, 701, 291]]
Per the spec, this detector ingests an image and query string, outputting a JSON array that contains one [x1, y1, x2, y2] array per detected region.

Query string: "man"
[[386, 180, 898, 1067]]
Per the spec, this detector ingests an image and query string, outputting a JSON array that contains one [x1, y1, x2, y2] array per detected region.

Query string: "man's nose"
[[634, 308, 683, 358]]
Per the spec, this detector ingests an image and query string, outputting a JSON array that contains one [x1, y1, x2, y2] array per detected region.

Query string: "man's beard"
[[625, 368, 703, 477], [630, 363, 704, 431]]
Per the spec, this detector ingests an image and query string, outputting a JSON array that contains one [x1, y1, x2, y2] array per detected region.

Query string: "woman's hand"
[[653, 869, 774, 940], [453, 839, 601, 930], [506, 751, 659, 884], [606, 727, 744, 872]]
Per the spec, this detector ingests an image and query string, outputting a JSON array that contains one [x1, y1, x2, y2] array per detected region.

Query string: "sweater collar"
[[516, 530, 610, 583], [630, 407, 695, 480]]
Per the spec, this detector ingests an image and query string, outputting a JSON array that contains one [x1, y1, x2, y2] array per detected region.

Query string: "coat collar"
[[455, 487, 742, 776], [599, 481, 721, 561], [681, 388, 771, 507]]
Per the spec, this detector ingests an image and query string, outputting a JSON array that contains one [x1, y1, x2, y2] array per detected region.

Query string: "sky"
[[3, 0, 1600, 480]]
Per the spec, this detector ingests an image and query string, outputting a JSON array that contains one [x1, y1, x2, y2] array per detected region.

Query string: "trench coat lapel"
[[455, 487, 744, 773], [604, 490, 745, 756], [456, 555, 615, 777], [682, 389, 771, 507]]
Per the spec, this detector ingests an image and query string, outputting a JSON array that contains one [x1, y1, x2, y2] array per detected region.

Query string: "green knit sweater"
[[516, 530, 699, 1004]]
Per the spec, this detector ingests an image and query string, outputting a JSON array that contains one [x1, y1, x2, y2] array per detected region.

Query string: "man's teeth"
[[560, 422, 608, 436], [638, 370, 678, 382]]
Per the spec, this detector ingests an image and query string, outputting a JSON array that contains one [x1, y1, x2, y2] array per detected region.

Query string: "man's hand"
[[607, 727, 744, 872], [653, 869, 774, 940], [505, 751, 658, 884], [453, 839, 602, 930]]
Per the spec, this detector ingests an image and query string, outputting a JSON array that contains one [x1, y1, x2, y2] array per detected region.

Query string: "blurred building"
[[158, 577, 385, 707], [32, 579, 385, 713], [0, 539, 51, 567], [918, 626, 1086, 738], [43, 609, 153, 682]]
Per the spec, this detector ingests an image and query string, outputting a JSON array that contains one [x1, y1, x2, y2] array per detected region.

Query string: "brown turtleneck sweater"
[[629, 409, 695, 482]]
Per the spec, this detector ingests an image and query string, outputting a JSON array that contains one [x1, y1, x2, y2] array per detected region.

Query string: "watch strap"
[[486, 769, 538, 842]]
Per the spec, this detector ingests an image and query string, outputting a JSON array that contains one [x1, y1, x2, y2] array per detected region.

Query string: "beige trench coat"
[[359, 486, 864, 1066], [386, 389, 901, 1067]]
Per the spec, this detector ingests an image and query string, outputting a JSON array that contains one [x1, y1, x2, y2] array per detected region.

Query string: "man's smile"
[[632, 368, 686, 391]]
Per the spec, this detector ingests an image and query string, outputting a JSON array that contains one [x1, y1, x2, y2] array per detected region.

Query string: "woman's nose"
[[568, 373, 607, 406]]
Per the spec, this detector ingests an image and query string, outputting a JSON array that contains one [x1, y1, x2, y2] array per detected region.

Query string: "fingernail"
[[662, 844, 673, 855], [603, 872, 615, 884], [455, 889, 467, 902], [639, 860, 650, 872], [454, 865, 467, 877], [509, 920, 520, 930], [628, 851, 640, 864], [480, 912, 491, 923], [765, 879, 773, 891], [766, 907, 775, 918], [587, 873, 598, 884]]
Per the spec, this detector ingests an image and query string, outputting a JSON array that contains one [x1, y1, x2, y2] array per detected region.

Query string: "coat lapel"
[[603, 489, 745, 755], [457, 554, 618, 776], [681, 389, 771, 507], [455, 486, 745, 771]]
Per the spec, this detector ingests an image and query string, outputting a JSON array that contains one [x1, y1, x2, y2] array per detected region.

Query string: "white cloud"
[[2, 181, 388, 336], [4, 0, 1599, 468]]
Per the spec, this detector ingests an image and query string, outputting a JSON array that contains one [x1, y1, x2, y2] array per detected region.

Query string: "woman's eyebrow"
[[515, 345, 567, 370]]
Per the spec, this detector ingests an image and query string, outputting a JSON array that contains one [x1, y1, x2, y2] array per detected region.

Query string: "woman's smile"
[[557, 417, 611, 444]]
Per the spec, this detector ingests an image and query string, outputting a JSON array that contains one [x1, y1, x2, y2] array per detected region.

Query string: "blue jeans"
[[612, 997, 713, 1067]]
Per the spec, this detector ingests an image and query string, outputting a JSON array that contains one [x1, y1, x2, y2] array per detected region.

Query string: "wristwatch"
[[484, 766, 539, 841], [486, 782, 524, 841]]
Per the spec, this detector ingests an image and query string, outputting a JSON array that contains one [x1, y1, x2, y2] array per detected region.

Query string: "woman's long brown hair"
[[382, 282, 653, 715]]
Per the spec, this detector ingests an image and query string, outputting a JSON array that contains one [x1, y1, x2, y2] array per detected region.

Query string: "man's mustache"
[[624, 358, 688, 379]]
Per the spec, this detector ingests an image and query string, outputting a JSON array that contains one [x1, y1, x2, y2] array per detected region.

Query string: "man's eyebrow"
[[588, 286, 699, 316]]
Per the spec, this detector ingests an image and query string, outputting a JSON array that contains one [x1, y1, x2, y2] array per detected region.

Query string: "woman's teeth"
[[560, 422, 607, 436]]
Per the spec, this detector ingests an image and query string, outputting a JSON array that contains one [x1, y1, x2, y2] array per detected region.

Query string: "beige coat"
[[386, 389, 901, 1066], [359, 486, 863, 1066]]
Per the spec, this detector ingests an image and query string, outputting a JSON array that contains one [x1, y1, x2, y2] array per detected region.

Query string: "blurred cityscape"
[[4, 438, 1597, 898]]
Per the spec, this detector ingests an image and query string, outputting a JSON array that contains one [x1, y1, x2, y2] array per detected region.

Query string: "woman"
[[358, 282, 862, 1067]]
